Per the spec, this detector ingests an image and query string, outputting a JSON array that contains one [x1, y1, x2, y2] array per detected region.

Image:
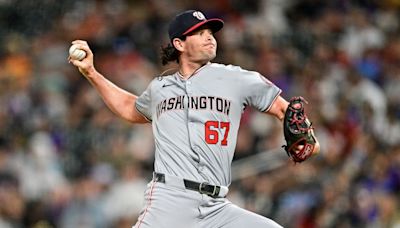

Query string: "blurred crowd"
[[0, 0, 400, 227]]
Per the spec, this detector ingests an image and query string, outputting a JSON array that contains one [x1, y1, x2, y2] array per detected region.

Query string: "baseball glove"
[[283, 96, 316, 163]]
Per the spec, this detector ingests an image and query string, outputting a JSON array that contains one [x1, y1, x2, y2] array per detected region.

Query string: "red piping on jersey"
[[136, 181, 156, 228], [263, 89, 282, 113]]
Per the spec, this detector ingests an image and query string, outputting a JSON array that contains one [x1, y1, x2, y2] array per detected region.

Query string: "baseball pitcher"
[[69, 10, 320, 228]]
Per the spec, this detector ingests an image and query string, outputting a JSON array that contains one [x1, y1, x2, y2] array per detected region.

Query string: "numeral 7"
[[205, 121, 230, 146]]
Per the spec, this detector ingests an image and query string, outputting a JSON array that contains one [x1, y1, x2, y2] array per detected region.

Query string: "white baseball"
[[69, 44, 86, 61]]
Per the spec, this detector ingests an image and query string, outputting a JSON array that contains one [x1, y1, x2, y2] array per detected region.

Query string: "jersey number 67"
[[205, 121, 230, 146]]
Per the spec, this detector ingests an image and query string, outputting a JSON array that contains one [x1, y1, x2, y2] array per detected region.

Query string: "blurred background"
[[0, 0, 400, 227]]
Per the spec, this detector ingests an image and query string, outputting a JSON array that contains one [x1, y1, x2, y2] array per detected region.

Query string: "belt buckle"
[[153, 172, 165, 183], [198, 182, 217, 197]]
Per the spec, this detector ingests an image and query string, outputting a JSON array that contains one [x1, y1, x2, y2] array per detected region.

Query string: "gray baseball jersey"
[[136, 63, 281, 186], [134, 63, 282, 228]]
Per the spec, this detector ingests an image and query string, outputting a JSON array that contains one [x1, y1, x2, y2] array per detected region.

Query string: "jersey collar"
[[177, 62, 211, 81]]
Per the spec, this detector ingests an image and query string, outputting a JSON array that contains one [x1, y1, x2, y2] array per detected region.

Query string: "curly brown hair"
[[160, 44, 180, 66], [160, 36, 187, 66]]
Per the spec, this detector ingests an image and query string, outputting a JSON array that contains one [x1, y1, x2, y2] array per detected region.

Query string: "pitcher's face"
[[179, 28, 217, 64]]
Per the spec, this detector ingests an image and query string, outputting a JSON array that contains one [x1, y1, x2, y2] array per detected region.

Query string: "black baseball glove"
[[282, 96, 316, 163]]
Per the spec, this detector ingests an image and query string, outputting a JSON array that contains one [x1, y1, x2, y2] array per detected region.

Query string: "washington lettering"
[[156, 95, 231, 118]]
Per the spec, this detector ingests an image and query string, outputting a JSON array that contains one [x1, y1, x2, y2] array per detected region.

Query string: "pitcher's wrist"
[[84, 66, 97, 79]]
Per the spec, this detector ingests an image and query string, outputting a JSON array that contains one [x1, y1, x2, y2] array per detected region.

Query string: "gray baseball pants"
[[133, 173, 282, 228]]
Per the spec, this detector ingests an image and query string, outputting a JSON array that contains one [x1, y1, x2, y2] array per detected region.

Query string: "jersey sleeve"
[[239, 68, 282, 112], [135, 82, 153, 121]]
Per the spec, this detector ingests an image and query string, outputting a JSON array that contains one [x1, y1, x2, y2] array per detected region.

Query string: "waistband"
[[153, 172, 229, 198]]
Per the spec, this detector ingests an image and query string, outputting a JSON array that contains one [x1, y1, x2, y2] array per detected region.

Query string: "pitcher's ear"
[[172, 38, 185, 52]]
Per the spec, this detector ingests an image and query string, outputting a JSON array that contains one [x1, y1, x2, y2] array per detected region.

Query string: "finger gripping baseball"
[[283, 96, 316, 163], [69, 44, 86, 61]]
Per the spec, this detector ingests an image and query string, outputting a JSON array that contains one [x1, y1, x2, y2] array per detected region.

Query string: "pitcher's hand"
[[68, 40, 96, 78]]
